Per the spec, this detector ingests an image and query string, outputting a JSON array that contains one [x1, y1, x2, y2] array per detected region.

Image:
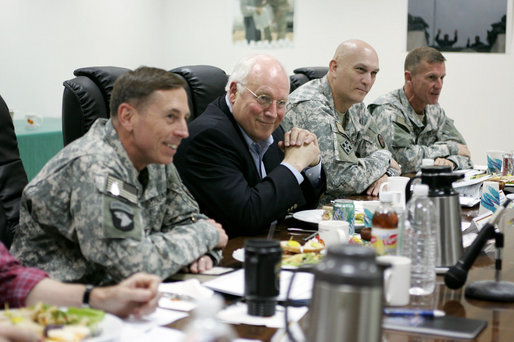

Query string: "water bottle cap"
[[413, 184, 429, 196]]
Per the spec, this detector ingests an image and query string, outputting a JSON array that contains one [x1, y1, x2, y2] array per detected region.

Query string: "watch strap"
[[82, 284, 94, 308]]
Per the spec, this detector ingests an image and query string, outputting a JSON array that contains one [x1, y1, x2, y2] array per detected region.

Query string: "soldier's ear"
[[329, 59, 338, 73], [404, 70, 412, 83], [117, 103, 136, 132]]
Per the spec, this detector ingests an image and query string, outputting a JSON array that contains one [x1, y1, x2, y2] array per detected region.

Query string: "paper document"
[[202, 269, 314, 300]]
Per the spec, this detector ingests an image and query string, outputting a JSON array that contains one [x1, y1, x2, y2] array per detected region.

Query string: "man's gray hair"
[[225, 54, 289, 92]]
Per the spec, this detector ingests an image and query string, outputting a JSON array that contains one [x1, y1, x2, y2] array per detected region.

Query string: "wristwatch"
[[82, 284, 94, 308], [385, 169, 395, 177]]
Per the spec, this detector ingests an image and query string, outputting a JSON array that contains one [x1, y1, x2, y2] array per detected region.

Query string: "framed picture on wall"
[[407, 0, 508, 53], [232, 0, 295, 48]]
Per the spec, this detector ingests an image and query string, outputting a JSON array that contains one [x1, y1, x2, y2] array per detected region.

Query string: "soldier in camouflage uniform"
[[369, 46, 472, 174], [267, 0, 289, 40], [11, 67, 228, 285], [283, 40, 401, 201]]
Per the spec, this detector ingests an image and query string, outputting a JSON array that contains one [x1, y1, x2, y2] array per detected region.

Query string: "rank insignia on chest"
[[340, 139, 353, 155], [110, 201, 134, 232]]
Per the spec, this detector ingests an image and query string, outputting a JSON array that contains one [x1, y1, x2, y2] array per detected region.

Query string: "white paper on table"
[[159, 279, 214, 311], [123, 308, 188, 332], [120, 325, 185, 341], [217, 302, 308, 328], [202, 269, 314, 301]]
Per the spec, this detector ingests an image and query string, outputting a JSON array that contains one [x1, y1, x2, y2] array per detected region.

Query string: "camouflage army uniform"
[[369, 88, 473, 174], [283, 76, 399, 202], [11, 119, 221, 285]]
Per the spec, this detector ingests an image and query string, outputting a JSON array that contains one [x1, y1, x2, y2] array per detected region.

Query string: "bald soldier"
[[283, 39, 401, 201]]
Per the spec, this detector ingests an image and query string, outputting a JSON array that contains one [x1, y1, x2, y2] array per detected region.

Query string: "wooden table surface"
[[169, 197, 514, 341]]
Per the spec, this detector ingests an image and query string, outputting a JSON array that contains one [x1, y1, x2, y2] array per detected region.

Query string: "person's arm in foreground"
[[26, 272, 161, 318]]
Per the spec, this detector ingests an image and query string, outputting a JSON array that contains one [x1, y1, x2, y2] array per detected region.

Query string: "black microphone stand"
[[465, 222, 514, 302]]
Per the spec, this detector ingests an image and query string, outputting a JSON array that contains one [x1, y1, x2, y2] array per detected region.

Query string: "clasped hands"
[[279, 127, 321, 172], [434, 143, 470, 170]]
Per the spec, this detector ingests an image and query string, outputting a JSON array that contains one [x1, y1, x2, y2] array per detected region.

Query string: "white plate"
[[87, 313, 123, 342], [232, 248, 326, 270], [292, 209, 364, 228], [292, 209, 324, 224]]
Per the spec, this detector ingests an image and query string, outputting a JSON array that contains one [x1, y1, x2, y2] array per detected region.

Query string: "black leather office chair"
[[0, 95, 28, 248], [62, 65, 228, 145], [170, 65, 228, 120], [289, 66, 329, 93], [62, 66, 130, 146]]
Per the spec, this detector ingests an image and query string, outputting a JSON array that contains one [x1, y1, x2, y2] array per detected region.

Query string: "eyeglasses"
[[243, 86, 287, 109]]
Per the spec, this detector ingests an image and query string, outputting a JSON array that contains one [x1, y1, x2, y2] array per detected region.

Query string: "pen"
[[384, 309, 445, 317]]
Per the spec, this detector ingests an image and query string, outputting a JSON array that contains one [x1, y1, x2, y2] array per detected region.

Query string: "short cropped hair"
[[404, 47, 446, 74], [110, 66, 186, 117], [225, 54, 289, 92]]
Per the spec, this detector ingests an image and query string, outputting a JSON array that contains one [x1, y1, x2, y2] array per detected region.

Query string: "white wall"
[[1, 0, 513, 164]]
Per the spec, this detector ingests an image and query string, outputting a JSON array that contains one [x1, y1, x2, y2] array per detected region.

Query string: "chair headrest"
[[289, 74, 310, 93], [73, 66, 130, 108], [293, 66, 329, 80], [171, 65, 228, 119]]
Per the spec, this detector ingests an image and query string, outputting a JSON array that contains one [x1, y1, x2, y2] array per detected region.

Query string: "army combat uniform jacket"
[[369, 88, 473, 174], [283, 76, 398, 202], [11, 119, 221, 285]]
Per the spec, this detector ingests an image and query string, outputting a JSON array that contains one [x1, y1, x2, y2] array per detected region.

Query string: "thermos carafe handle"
[[405, 175, 421, 203]]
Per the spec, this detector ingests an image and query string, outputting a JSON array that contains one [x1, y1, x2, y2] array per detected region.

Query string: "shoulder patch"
[[110, 201, 134, 232]]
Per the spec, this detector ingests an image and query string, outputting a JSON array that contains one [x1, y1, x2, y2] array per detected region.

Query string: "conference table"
[[169, 195, 514, 341], [13, 117, 63, 180]]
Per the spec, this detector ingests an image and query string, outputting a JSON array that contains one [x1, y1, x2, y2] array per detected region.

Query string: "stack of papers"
[[453, 168, 491, 207]]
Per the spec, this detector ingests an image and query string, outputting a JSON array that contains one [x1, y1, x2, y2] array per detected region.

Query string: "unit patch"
[[341, 139, 353, 155], [110, 201, 134, 232]]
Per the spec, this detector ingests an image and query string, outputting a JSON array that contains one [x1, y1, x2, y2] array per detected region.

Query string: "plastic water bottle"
[[183, 295, 237, 342], [404, 184, 437, 296]]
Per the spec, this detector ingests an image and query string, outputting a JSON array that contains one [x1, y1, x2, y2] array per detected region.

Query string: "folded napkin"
[[159, 279, 214, 311]]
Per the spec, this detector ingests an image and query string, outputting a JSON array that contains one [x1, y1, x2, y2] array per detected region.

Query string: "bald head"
[[328, 39, 379, 113], [332, 39, 379, 65]]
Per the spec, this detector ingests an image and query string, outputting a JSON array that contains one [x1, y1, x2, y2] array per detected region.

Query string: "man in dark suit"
[[175, 54, 326, 238]]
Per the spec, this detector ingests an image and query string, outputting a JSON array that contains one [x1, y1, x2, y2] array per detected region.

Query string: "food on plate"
[[280, 237, 325, 267], [355, 212, 365, 225], [489, 175, 514, 185], [321, 205, 333, 220], [280, 236, 325, 254], [0, 302, 104, 341], [349, 234, 372, 247], [359, 227, 372, 241], [282, 252, 323, 267]]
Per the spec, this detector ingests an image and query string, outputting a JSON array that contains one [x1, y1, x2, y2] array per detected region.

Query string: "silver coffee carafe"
[[306, 244, 384, 342], [405, 166, 464, 268]]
